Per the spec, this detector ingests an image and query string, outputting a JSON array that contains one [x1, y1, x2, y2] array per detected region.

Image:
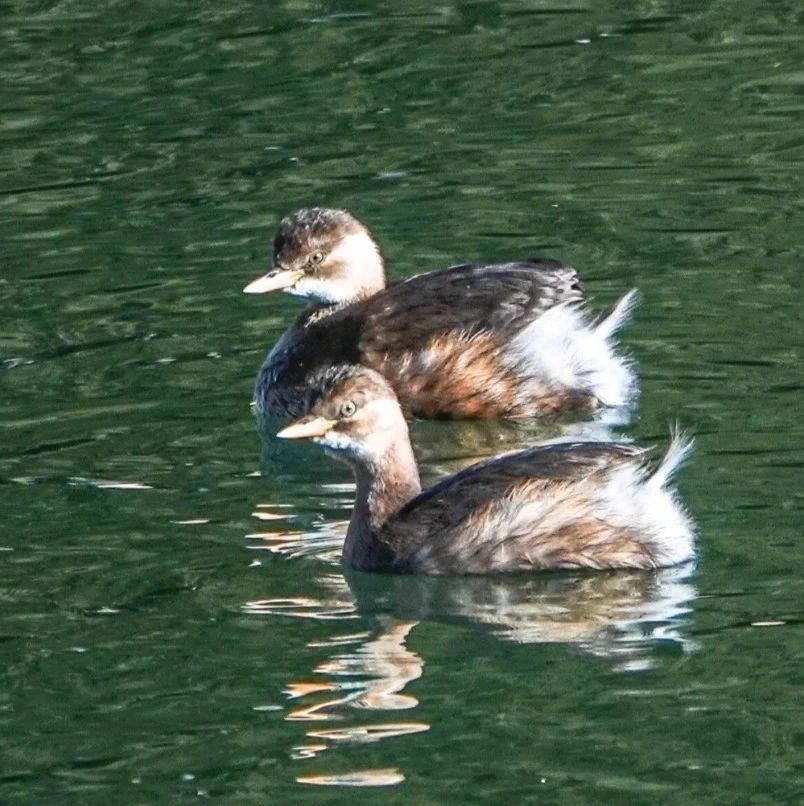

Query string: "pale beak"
[[276, 416, 337, 440], [243, 267, 304, 294]]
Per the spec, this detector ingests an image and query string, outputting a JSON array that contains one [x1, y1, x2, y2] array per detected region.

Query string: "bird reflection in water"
[[243, 501, 696, 785], [344, 563, 697, 672], [246, 575, 427, 786], [285, 616, 427, 764]]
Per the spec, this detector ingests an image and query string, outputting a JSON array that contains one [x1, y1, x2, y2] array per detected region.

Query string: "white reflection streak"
[[69, 476, 153, 490], [242, 596, 357, 621], [297, 769, 405, 787], [243, 570, 357, 621], [244, 508, 347, 564]]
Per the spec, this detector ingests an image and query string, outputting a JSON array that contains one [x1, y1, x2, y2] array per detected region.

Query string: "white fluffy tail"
[[506, 293, 638, 408], [650, 430, 694, 490], [599, 429, 696, 567], [596, 289, 640, 341]]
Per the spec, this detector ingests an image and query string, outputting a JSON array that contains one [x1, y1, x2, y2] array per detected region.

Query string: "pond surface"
[[2, 1, 802, 802]]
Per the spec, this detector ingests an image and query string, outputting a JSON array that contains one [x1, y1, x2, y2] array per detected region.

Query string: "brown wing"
[[358, 259, 583, 353], [377, 442, 649, 574], [353, 260, 586, 418]]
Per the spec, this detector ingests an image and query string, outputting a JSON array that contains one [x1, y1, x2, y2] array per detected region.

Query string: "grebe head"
[[276, 366, 407, 464], [244, 208, 386, 304]]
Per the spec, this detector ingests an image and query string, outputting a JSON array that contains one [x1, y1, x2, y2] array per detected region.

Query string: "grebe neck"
[[343, 439, 421, 566], [311, 229, 387, 305], [336, 229, 387, 301]]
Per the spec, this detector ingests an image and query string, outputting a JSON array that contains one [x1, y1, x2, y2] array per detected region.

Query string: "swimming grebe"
[[276, 366, 695, 575], [244, 208, 638, 419]]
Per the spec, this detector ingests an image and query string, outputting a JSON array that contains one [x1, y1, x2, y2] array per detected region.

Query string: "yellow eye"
[[310, 251, 324, 265], [340, 400, 357, 418]]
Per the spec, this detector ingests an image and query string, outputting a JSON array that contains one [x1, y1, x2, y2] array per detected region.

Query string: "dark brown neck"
[[300, 301, 344, 325], [343, 441, 421, 567], [298, 292, 374, 330]]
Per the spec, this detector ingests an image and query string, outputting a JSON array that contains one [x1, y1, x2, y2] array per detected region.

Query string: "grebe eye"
[[309, 251, 324, 265], [340, 400, 357, 418]]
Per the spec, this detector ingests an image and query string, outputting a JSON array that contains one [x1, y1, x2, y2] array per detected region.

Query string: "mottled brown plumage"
[[245, 208, 636, 420], [277, 367, 695, 576]]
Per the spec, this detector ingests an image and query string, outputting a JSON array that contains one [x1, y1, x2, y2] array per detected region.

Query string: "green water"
[[2, 1, 802, 802]]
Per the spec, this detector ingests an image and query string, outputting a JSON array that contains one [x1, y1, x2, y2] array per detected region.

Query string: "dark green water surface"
[[2, 1, 802, 802]]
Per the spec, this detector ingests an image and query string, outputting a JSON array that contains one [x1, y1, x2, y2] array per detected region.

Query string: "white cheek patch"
[[315, 430, 368, 460], [287, 275, 362, 303], [285, 231, 384, 304], [328, 231, 382, 277]]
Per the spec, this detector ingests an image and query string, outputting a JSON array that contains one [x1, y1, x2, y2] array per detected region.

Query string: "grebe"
[[277, 366, 694, 575], [245, 208, 638, 419]]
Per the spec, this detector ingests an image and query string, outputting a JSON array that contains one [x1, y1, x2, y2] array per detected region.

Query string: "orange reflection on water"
[[242, 490, 696, 788], [281, 617, 428, 770], [285, 682, 338, 699], [313, 619, 422, 711], [285, 619, 423, 721]]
